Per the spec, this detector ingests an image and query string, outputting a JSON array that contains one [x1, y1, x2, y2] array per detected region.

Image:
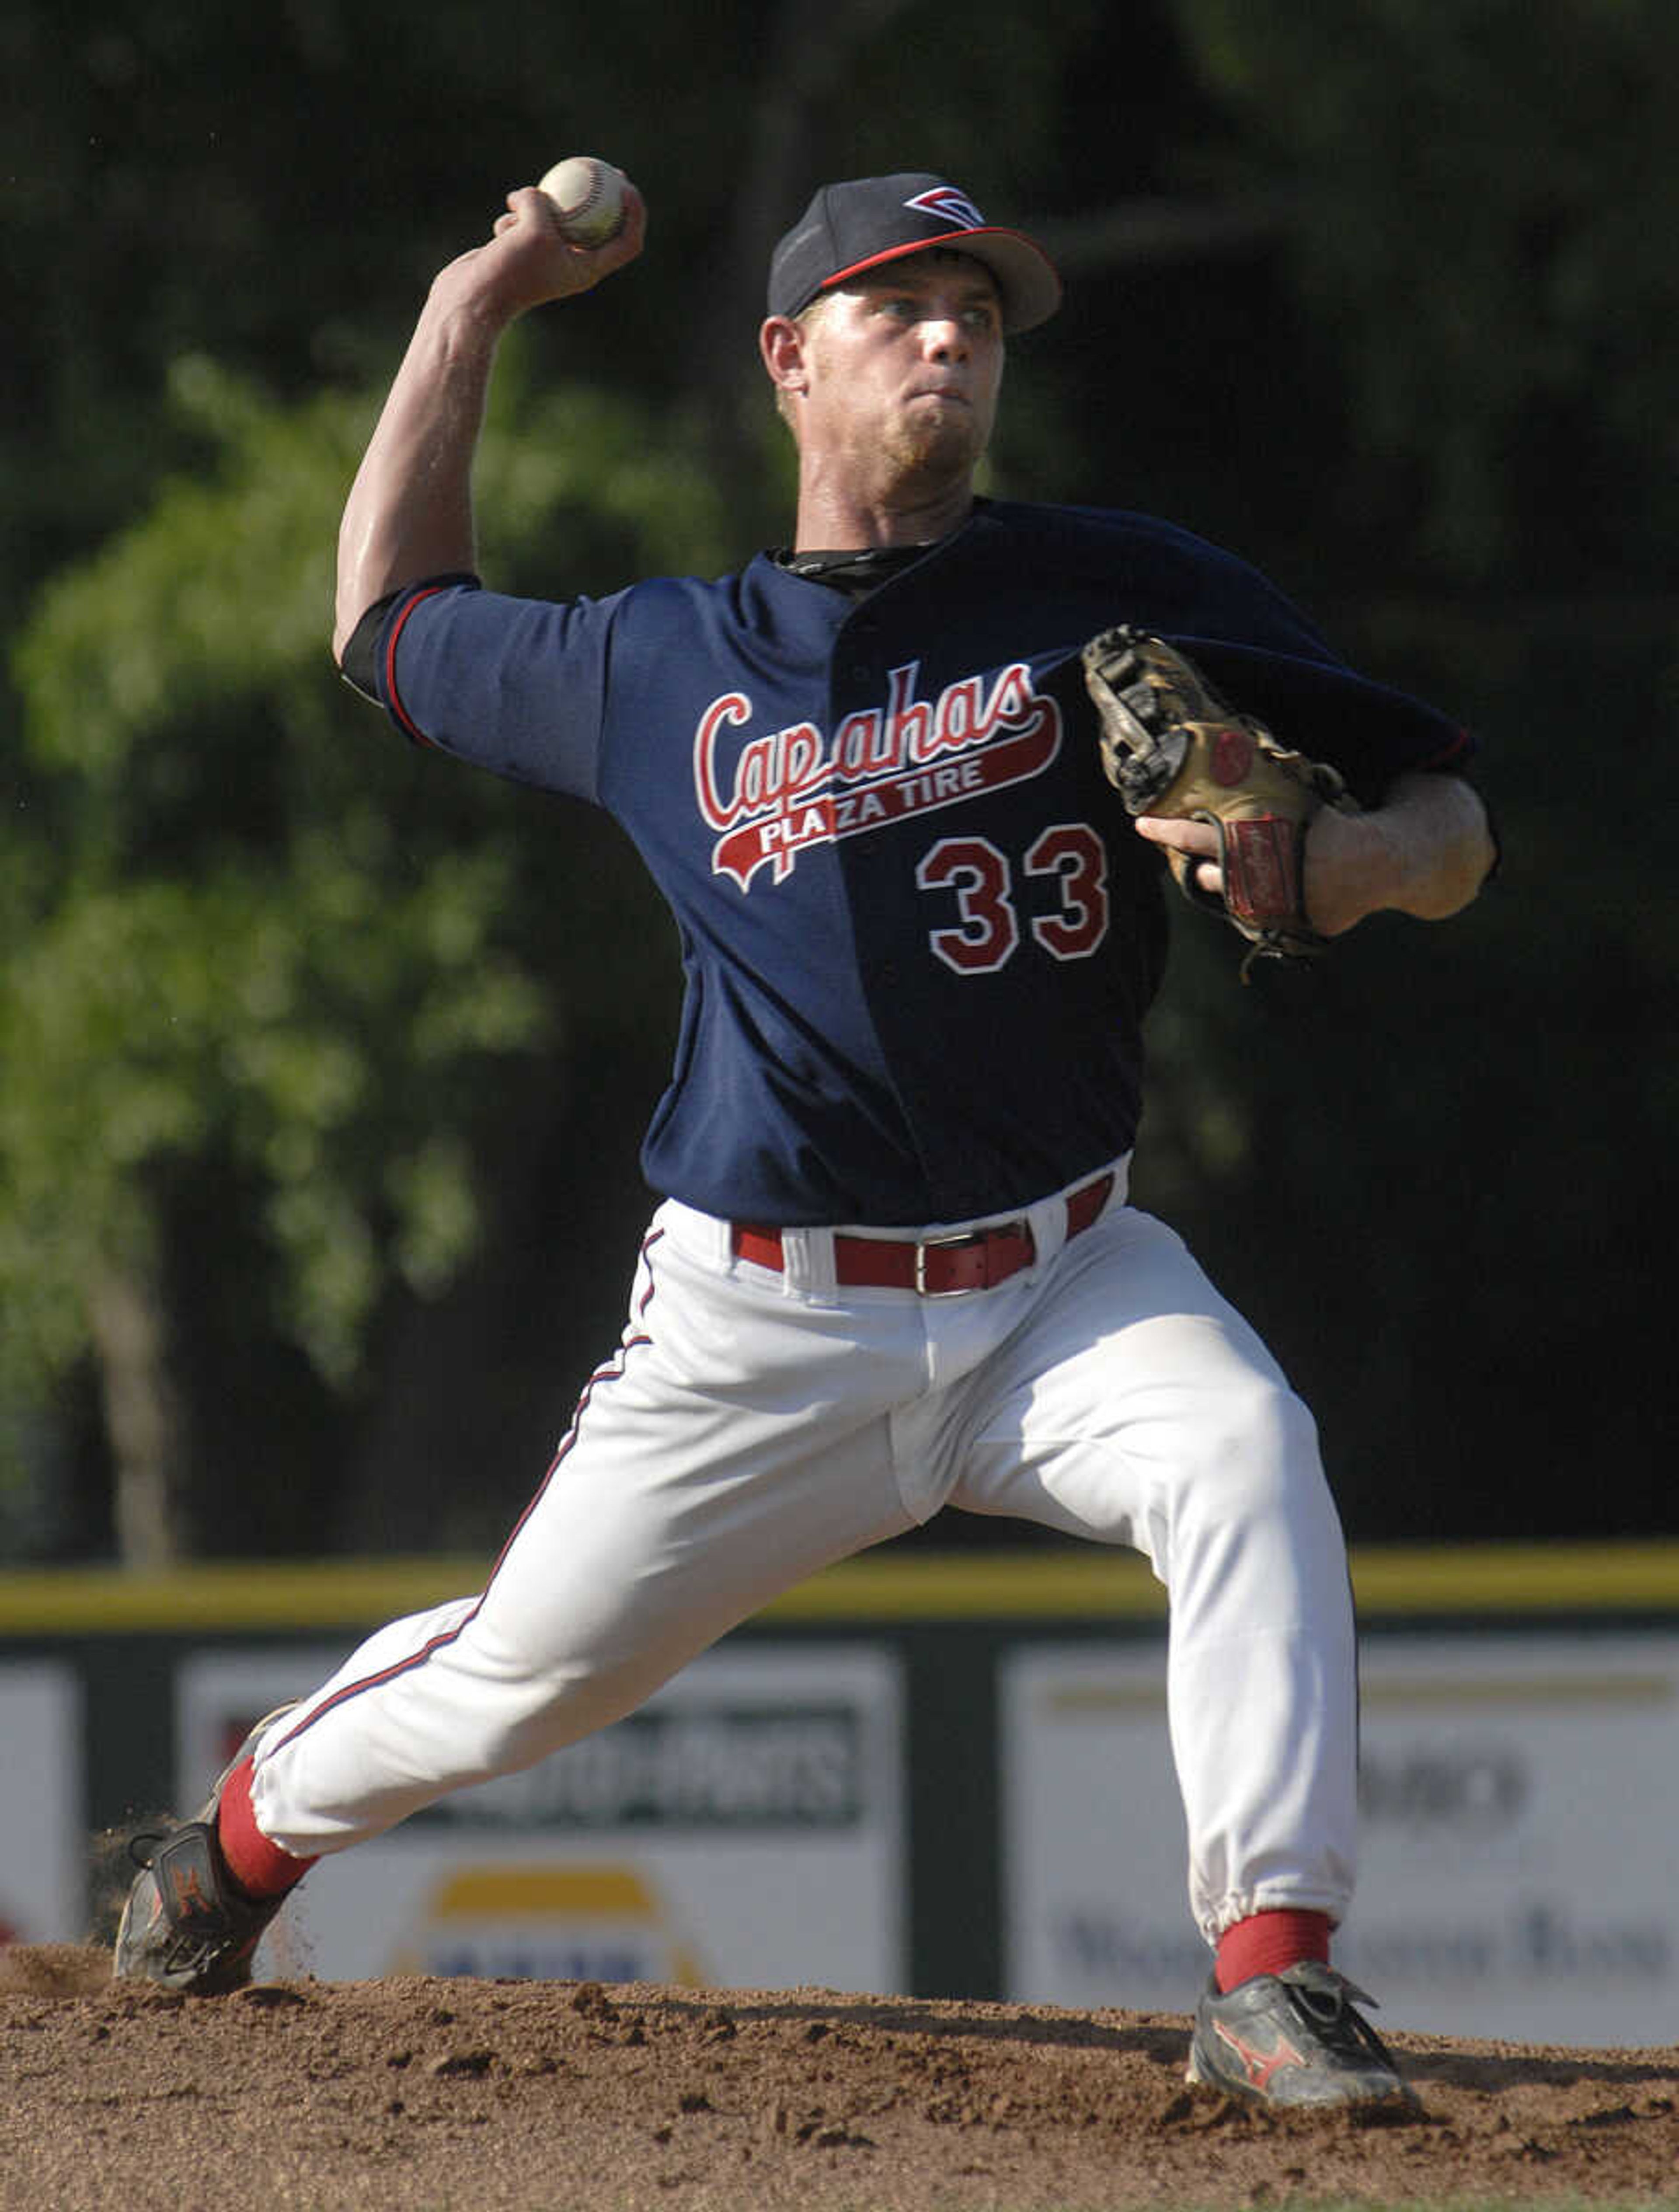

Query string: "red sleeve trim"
[[383, 584, 455, 747]]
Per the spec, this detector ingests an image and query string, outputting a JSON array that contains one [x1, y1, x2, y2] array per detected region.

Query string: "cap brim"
[[819, 227, 1062, 334]]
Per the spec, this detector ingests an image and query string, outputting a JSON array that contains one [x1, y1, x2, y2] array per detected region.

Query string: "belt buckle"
[[913, 1228, 987, 1297]]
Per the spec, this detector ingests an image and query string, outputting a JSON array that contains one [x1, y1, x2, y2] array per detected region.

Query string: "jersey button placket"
[[840, 610, 875, 696]]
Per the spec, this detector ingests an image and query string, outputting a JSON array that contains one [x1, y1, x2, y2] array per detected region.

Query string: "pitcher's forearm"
[[332, 294, 508, 657], [332, 183, 648, 661], [1343, 771, 1496, 925]]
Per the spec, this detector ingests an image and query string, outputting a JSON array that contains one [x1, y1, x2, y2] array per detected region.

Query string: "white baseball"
[[537, 156, 627, 247]]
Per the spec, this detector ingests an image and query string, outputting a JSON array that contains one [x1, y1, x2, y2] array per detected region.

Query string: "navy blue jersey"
[[364, 498, 1470, 1225]]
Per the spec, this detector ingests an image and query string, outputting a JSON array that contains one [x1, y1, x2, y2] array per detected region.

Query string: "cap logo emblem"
[[904, 185, 986, 231]]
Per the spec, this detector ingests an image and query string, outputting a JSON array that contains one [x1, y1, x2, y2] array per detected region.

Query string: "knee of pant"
[[1174, 1374, 1329, 1532]]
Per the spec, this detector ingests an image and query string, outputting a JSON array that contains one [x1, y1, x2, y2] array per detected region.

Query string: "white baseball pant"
[[249, 1156, 1358, 1945]]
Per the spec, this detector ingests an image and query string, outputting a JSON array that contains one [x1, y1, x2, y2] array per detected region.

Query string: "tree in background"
[[1174, 0, 1679, 589], [5, 352, 725, 1560]]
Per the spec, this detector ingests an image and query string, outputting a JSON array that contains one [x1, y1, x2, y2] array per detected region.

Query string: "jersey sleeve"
[[1170, 635, 1474, 809], [1144, 523, 1477, 802], [355, 575, 630, 805], [980, 503, 1478, 808]]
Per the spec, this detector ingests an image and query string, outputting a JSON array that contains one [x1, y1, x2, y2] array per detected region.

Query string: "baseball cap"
[[766, 172, 1062, 334]]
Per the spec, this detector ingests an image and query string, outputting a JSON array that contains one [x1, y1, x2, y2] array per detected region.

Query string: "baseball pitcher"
[[116, 168, 1495, 2108]]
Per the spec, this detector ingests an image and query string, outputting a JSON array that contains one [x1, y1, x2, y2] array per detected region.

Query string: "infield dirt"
[[0, 1944, 1675, 2210]]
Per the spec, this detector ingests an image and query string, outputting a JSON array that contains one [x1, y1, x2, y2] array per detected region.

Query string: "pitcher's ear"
[[760, 315, 810, 394]]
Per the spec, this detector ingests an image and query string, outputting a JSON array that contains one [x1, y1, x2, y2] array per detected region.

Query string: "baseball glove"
[[1081, 626, 1357, 976]]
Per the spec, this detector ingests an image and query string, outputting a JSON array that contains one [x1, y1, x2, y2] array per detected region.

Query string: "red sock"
[[215, 1757, 318, 1901], [1215, 1908, 1332, 1993]]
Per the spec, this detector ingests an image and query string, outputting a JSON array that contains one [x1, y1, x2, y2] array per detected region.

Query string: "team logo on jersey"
[[906, 185, 988, 231], [693, 658, 1062, 889]]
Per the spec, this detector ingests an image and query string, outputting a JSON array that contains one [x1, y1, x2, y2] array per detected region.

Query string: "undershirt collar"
[[769, 544, 935, 597]]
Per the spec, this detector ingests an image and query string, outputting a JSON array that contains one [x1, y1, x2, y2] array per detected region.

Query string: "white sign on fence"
[[177, 1641, 905, 1994], [0, 1663, 82, 1947], [1002, 1633, 1679, 2048]]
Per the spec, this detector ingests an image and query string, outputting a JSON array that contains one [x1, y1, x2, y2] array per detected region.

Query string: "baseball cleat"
[[1187, 1962, 1418, 2111], [113, 1703, 299, 1994]]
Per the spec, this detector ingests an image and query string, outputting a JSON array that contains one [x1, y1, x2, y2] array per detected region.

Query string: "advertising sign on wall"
[[1001, 1633, 1679, 2048], [0, 1663, 82, 1948], [177, 1642, 905, 1994]]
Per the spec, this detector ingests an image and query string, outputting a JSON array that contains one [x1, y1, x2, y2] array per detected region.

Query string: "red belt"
[[732, 1171, 1115, 1297]]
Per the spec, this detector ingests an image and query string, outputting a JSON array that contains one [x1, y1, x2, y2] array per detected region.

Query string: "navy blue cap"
[[767, 172, 1062, 334]]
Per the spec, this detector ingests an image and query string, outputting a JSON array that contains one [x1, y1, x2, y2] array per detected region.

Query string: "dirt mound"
[[0, 1946, 1674, 2209]]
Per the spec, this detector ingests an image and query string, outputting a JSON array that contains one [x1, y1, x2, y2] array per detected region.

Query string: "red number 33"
[[916, 824, 1109, 974]]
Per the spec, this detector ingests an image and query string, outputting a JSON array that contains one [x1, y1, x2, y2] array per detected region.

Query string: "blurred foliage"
[[4, 349, 726, 1419], [2, 0, 1674, 1555], [1174, 0, 1679, 586]]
